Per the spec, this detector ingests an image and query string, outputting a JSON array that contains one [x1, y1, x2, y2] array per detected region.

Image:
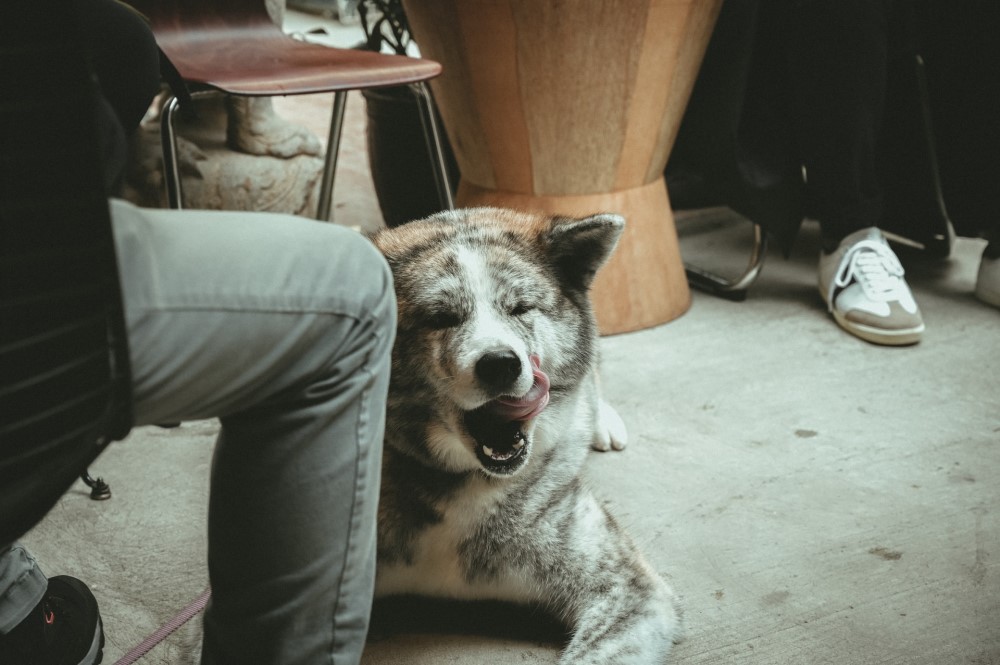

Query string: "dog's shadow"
[[369, 596, 570, 646]]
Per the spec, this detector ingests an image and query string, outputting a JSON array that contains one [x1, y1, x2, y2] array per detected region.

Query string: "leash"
[[112, 588, 211, 665]]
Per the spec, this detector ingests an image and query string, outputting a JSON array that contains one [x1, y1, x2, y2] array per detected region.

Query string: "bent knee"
[[304, 225, 396, 330]]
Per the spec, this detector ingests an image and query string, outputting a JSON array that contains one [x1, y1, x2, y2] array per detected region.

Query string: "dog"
[[370, 207, 680, 664]]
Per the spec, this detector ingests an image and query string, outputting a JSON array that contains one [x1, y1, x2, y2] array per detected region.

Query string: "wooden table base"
[[403, 0, 720, 335]]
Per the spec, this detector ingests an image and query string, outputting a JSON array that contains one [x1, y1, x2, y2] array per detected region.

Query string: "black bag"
[[0, 3, 132, 545]]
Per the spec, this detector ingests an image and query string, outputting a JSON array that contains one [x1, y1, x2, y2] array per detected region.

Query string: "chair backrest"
[[125, 0, 283, 45], [0, 1, 132, 543], [125, 0, 443, 97], [124, 0, 288, 95]]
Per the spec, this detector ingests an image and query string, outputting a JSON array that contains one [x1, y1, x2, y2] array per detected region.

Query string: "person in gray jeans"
[[0, 199, 396, 665], [0, 2, 395, 664]]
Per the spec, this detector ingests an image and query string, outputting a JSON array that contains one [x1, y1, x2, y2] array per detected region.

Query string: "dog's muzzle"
[[464, 355, 550, 476]]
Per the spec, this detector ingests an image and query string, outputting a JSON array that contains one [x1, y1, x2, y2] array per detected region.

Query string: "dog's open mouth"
[[464, 355, 550, 475]]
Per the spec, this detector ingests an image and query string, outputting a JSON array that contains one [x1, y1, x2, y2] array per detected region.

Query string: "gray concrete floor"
[[21, 10, 1000, 665]]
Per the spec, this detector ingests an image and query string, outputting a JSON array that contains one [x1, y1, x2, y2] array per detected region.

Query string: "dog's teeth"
[[513, 440, 525, 450], [482, 445, 494, 457]]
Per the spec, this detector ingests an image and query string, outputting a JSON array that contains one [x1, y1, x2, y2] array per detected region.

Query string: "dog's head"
[[371, 208, 623, 478]]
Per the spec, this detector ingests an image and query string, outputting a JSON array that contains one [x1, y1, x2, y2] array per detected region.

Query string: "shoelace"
[[832, 239, 906, 304]]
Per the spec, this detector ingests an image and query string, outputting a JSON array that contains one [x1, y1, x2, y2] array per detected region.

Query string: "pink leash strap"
[[112, 588, 211, 665]]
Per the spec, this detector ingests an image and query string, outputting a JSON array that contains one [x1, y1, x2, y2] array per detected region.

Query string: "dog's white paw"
[[591, 399, 628, 452]]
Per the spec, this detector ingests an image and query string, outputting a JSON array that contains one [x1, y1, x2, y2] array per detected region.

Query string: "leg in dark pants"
[[772, 0, 892, 250]]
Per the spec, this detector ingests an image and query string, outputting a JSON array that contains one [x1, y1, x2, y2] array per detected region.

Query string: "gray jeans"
[[0, 199, 395, 665]]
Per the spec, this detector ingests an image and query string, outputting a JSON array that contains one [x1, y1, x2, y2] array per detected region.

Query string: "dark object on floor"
[[0, 575, 105, 665], [0, 0, 133, 546], [364, 85, 459, 227]]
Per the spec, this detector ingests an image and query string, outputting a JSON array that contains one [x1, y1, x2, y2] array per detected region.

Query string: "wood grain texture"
[[405, 0, 720, 333], [126, 0, 442, 96], [510, 0, 647, 195]]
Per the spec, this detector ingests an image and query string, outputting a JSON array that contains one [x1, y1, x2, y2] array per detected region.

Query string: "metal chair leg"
[[411, 81, 455, 211], [160, 95, 184, 209], [316, 91, 348, 222], [160, 86, 452, 221], [81, 470, 111, 500], [684, 222, 768, 302]]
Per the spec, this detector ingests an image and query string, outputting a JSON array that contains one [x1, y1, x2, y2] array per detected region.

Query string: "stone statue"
[[124, 0, 329, 218]]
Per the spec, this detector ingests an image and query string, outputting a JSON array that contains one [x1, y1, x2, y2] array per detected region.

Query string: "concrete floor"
[[21, 11, 1000, 665]]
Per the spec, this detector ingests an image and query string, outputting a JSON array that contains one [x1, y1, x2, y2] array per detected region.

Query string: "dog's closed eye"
[[424, 309, 464, 330], [509, 303, 534, 317]]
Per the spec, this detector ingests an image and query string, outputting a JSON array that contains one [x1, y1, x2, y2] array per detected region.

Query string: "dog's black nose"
[[475, 350, 523, 393]]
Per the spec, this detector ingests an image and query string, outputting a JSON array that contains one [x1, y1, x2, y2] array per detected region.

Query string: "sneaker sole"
[[50, 575, 105, 665], [84, 616, 104, 665], [832, 310, 924, 346], [975, 284, 1000, 308]]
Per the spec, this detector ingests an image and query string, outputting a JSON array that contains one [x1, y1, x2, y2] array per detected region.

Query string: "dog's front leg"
[[588, 371, 628, 452], [547, 501, 680, 664], [559, 569, 679, 664]]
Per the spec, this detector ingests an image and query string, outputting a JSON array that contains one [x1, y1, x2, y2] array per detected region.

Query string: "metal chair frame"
[[684, 222, 768, 301], [160, 81, 454, 220], [129, 0, 455, 220]]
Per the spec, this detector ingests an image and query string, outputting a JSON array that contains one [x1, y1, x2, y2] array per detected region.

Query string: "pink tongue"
[[484, 355, 550, 422]]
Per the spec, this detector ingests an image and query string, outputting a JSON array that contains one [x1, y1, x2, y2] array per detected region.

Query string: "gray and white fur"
[[370, 208, 680, 664]]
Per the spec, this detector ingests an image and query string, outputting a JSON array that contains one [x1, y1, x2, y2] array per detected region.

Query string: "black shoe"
[[0, 575, 104, 665]]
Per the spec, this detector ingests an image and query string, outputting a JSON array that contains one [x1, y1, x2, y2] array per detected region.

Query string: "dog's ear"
[[544, 213, 625, 291]]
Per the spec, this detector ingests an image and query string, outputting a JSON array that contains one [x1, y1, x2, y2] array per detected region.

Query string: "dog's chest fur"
[[376, 475, 527, 601], [375, 394, 594, 603]]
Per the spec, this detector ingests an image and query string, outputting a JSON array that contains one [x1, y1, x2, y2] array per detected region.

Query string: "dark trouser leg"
[[779, 0, 892, 250]]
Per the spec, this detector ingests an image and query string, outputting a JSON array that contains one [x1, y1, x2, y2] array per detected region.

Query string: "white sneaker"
[[818, 227, 924, 345], [975, 248, 1000, 308]]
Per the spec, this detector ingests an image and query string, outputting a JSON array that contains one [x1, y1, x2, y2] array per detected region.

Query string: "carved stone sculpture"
[[123, 0, 328, 218]]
